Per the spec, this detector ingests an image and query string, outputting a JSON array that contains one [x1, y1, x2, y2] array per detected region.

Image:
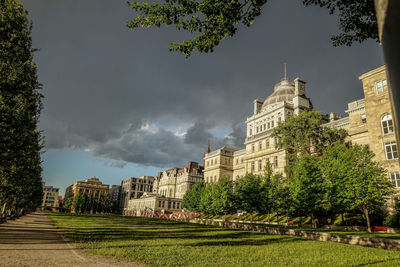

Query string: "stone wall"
[[189, 218, 400, 251]]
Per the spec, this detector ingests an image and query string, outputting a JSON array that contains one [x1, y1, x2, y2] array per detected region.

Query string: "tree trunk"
[[341, 213, 346, 226], [311, 213, 314, 228], [364, 207, 372, 233]]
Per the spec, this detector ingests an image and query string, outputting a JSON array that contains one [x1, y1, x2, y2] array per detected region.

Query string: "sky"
[[20, 0, 384, 196]]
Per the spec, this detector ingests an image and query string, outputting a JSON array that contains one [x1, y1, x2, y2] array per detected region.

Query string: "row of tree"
[[183, 111, 395, 232], [63, 193, 113, 214], [0, 0, 43, 218]]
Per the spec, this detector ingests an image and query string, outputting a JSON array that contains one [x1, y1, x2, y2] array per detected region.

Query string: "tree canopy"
[[272, 110, 347, 177], [0, 0, 43, 218], [127, 0, 378, 57]]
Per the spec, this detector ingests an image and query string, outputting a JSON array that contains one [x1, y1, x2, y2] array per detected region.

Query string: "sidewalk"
[[0, 212, 142, 267]]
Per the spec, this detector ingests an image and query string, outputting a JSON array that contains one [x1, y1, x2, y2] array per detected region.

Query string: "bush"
[[383, 214, 400, 228]]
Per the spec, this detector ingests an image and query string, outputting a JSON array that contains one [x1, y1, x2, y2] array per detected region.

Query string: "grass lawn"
[[49, 213, 400, 267]]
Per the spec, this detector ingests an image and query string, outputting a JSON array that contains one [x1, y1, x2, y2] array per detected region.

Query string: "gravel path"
[[0, 212, 143, 267]]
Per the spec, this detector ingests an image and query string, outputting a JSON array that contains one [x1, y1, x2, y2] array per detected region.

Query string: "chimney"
[[253, 99, 263, 115], [294, 78, 306, 96]]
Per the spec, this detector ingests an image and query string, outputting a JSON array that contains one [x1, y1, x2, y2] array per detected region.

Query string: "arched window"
[[381, 114, 394, 135]]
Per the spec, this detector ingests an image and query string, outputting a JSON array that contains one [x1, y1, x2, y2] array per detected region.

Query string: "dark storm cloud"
[[22, 0, 383, 168]]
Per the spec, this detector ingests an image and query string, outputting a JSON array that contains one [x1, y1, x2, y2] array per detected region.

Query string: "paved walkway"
[[0, 212, 143, 267]]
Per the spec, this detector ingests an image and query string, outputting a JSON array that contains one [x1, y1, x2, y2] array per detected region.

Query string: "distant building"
[[41, 183, 59, 211], [120, 176, 155, 214], [126, 193, 182, 216], [64, 177, 109, 200], [155, 161, 204, 199], [109, 185, 121, 203], [125, 161, 203, 215]]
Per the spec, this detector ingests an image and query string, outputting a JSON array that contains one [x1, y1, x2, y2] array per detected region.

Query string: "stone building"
[[64, 177, 109, 200], [324, 65, 400, 193], [125, 161, 203, 215], [120, 176, 155, 214], [203, 146, 240, 183], [203, 66, 400, 198], [41, 183, 59, 211], [126, 193, 182, 215], [155, 161, 204, 199], [204, 74, 313, 182]]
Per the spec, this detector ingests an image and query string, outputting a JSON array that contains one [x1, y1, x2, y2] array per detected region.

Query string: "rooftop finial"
[[284, 63, 287, 80], [205, 140, 211, 154]]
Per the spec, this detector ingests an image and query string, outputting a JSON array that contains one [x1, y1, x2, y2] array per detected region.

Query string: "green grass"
[[49, 213, 400, 267]]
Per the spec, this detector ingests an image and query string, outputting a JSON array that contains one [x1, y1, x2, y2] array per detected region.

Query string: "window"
[[385, 141, 398, 160], [258, 160, 262, 171], [274, 156, 278, 168], [278, 117, 281, 123], [268, 122, 270, 129], [241, 158, 244, 163], [259, 142, 262, 150], [361, 114, 366, 124], [266, 139, 270, 148], [381, 114, 394, 135], [390, 173, 400, 188], [263, 124, 266, 130], [271, 121, 274, 128], [251, 162, 255, 172], [225, 158, 228, 164], [251, 144, 255, 152], [376, 79, 388, 94], [250, 129, 252, 135], [236, 159, 239, 165], [256, 126, 259, 133]]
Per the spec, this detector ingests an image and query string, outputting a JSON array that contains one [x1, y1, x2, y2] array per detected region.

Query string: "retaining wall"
[[189, 218, 400, 251]]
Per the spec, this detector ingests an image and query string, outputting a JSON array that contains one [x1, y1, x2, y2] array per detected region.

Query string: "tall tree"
[[290, 155, 328, 228], [182, 180, 205, 212], [321, 143, 394, 232], [0, 0, 43, 217], [234, 174, 264, 214], [127, 0, 378, 57], [272, 110, 346, 177], [211, 177, 235, 215]]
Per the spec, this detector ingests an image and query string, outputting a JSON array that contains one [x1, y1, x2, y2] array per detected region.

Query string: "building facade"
[[41, 183, 59, 211], [324, 65, 400, 193], [120, 176, 155, 214], [203, 66, 400, 198], [155, 161, 204, 199], [203, 146, 240, 183], [204, 76, 313, 182], [64, 177, 109, 200], [125, 161, 203, 215], [126, 193, 182, 215]]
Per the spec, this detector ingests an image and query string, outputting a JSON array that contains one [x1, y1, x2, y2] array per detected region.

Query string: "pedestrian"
[[327, 218, 332, 229]]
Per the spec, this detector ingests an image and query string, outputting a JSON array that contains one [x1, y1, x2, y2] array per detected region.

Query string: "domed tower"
[[244, 68, 313, 174]]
